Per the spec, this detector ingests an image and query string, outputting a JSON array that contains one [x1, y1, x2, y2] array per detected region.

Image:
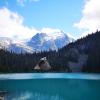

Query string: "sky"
[[0, 0, 100, 40]]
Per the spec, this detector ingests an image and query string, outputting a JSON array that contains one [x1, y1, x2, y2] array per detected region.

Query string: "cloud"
[[17, 0, 39, 6], [74, 0, 100, 37], [17, 0, 26, 6], [31, 0, 40, 2], [0, 7, 38, 40], [41, 28, 61, 34], [41, 28, 74, 39], [0, 7, 73, 41]]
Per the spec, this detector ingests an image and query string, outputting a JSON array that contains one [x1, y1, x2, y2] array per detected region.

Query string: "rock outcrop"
[[34, 57, 51, 71]]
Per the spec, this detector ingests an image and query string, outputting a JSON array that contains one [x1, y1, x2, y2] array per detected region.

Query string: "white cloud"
[[17, 0, 26, 6], [41, 28, 61, 34], [31, 0, 40, 2], [41, 27, 74, 39], [0, 7, 73, 41], [0, 7, 38, 40], [17, 0, 39, 6], [74, 0, 100, 37]]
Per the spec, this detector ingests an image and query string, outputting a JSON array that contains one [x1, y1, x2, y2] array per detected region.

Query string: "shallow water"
[[0, 73, 100, 100]]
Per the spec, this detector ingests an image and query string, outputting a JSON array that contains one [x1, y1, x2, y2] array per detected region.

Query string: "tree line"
[[0, 31, 100, 73]]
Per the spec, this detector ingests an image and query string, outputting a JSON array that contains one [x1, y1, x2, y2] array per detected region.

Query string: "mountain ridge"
[[0, 31, 74, 53], [0, 31, 100, 73]]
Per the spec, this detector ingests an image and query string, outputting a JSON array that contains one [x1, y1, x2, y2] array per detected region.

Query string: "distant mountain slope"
[[59, 31, 100, 72], [0, 37, 34, 54], [0, 30, 74, 53], [27, 31, 73, 51], [0, 31, 100, 73]]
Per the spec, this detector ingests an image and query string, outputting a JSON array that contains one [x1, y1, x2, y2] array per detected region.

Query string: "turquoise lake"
[[0, 73, 100, 100]]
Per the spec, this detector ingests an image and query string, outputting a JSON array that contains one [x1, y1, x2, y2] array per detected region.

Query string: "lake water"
[[0, 73, 100, 100]]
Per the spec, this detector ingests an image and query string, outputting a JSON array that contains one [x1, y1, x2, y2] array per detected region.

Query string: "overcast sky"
[[0, 0, 100, 40]]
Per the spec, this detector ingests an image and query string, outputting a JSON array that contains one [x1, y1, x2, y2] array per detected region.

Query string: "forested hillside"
[[0, 31, 100, 73]]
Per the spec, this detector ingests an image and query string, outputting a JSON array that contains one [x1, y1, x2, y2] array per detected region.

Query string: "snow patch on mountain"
[[27, 31, 74, 51], [0, 30, 74, 53], [0, 37, 34, 53]]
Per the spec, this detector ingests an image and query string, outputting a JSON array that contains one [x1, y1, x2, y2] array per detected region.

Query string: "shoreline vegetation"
[[0, 31, 100, 73]]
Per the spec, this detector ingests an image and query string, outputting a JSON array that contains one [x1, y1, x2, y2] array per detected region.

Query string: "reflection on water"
[[0, 73, 100, 100], [5, 91, 64, 100], [0, 73, 100, 80]]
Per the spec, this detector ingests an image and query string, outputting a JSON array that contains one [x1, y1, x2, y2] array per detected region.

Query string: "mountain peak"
[[0, 30, 74, 53], [27, 31, 74, 51]]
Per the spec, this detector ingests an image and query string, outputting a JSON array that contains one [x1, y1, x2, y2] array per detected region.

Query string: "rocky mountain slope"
[[0, 31, 73, 53]]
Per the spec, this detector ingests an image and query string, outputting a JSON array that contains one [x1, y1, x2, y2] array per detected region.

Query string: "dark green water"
[[0, 73, 100, 100]]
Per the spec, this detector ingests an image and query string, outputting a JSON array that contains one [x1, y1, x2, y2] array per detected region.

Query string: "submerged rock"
[[0, 91, 8, 100]]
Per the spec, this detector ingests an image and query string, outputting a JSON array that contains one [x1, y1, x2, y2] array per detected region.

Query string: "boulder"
[[0, 91, 7, 100], [34, 57, 51, 71]]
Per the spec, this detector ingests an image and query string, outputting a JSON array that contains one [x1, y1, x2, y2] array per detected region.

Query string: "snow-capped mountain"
[[27, 31, 74, 51], [0, 37, 12, 50], [0, 37, 34, 53], [0, 31, 74, 53]]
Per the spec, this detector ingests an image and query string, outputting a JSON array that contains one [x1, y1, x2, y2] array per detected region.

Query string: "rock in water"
[[34, 57, 51, 71]]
